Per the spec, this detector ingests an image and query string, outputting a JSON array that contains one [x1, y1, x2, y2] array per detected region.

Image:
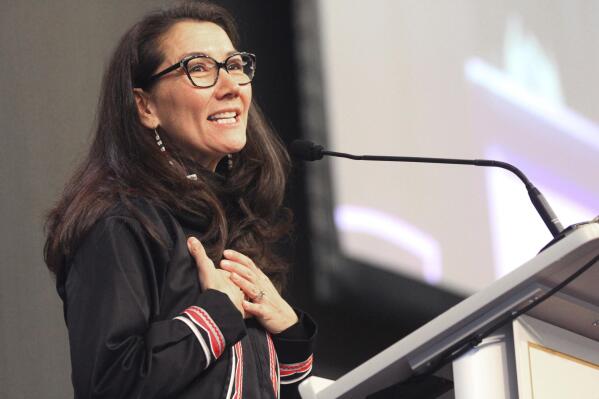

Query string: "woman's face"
[[138, 21, 252, 171]]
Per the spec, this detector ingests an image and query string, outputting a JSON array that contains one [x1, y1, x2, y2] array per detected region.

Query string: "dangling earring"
[[154, 127, 166, 152], [153, 127, 178, 170], [227, 154, 233, 171]]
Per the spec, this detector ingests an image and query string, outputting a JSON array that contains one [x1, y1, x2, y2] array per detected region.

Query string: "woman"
[[44, 1, 315, 398]]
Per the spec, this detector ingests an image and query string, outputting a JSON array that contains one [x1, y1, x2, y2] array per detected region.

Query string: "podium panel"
[[513, 316, 599, 399], [452, 325, 517, 399]]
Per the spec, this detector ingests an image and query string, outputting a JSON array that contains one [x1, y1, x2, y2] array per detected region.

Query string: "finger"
[[217, 270, 231, 279], [220, 260, 255, 281], [242, 300, 265, 317], [188, 237, 216, 276], [230, 273, 262, 300], [223, 249, 259, 271]]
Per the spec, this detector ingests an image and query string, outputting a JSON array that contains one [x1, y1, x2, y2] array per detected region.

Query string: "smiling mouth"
[[207, 111, 239, 125]]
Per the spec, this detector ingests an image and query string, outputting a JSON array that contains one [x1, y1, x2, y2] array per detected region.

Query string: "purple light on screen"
[[334, 204, 443, 284]]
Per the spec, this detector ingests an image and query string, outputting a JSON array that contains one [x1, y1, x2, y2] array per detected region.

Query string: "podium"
[[300, 222, 599, 398]]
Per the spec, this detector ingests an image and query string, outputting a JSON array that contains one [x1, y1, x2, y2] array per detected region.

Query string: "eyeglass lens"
[[186, 53, 255, 87]]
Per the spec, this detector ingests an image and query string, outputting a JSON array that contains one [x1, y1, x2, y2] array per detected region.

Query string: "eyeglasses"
[[146, 52, 256, 88]]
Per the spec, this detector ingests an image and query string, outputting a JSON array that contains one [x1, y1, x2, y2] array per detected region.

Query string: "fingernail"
[[187, 237, 197, 249], [223, 249, 234, 257]]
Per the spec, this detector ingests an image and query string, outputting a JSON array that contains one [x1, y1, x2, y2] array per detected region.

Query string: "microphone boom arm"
[[323, 150, 564, 237]]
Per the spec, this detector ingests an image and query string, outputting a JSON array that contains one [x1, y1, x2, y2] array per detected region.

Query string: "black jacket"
[[57, 200, 316, 398]]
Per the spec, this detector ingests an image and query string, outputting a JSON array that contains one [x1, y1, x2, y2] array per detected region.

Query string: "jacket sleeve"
[[64, 216, 246, 399], [272, 309, 317, 399]]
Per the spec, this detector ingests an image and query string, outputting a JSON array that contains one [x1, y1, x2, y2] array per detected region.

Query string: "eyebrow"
[[177, 50, 239, 60]]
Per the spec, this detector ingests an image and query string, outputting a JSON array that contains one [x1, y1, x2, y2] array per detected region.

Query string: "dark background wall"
[[0, 1, 459, 397]]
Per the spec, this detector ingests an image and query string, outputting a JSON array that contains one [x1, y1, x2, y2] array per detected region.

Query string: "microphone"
[[290, 139, 325, 161], [290, 139, 564, 238]]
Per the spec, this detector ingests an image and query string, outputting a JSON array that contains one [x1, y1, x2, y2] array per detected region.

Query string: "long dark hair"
[[44, 1, 292, 290]]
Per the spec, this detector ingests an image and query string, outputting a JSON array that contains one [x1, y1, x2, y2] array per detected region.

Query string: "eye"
[[226, 63, 243, 71], [186, 58, 214, 74], [226, 56, 245, 71], [189, 64, 206, 72]]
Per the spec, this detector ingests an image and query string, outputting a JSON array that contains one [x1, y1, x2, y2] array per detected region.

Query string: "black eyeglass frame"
[[145, 51, 256, 88]]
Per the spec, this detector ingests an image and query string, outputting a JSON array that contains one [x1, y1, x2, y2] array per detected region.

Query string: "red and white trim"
[[173, 315, 211, 367], [174, 305, 226, 368], [233, 342, 243, 399], [266, 332, 280, 398], [279, 354, 313, 385], [183, 306, 225, 359], [224, 348, 236, 399], [230, 342, 244, 399]]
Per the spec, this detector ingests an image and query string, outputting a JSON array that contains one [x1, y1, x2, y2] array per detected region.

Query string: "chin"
[[222, 132, 247, 153]]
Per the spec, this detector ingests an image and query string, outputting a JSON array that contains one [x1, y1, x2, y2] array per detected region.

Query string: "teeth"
[[215, 117, 237, 124], [209, 111, 237, 120]]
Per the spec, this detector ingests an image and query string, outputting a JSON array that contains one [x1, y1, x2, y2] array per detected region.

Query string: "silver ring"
[[254, 290, 266, 301]]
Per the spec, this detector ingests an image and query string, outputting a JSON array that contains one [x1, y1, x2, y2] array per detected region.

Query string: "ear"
[[133, 88, 160, 129]]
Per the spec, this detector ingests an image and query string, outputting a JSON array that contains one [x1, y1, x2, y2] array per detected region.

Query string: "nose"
[[214, 67, 241, 99]]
